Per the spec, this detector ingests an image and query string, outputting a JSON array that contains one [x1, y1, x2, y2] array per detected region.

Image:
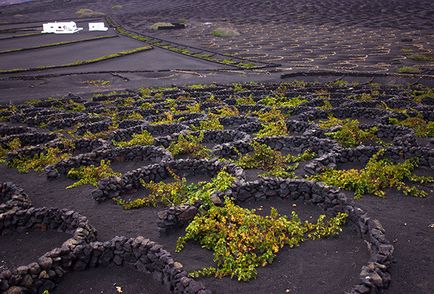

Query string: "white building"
[[88, 22, 108, 31], [41, 22, 83, 34]]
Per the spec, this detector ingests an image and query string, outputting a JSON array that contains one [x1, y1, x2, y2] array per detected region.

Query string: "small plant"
[[259, 95, 307, 108], [407, 53, 434, 62], [235, 142, 315, 177], [348, 93, 373, 101], [0, 138, 21, 164], [124, 111, 144, 121], [255, 109, 289, 139], [113, 131, 155, 147], [232, 83, 245, 93], [10, 147, 70, 173], [176, 198, 347, 281], [150, 22, 175, 30], [76, 8, 105, 17], [215, 106, 240, 117], [66, 160, 121, 189], [211, 27, 240, 38], [412, 88, 433, 103], [310, 150, 433, 199], [316, 99, 333, 110], [235, 94, 255, 105], [150, 112, 178, 125], [319, 116, 380, 147], [396, 66, 420, 74], [389, 116, 434, 137], [168, 132, 211, 158], [190, 116, 224, 131], [113, 169, 235, 209], [83, 80, 110, 87]]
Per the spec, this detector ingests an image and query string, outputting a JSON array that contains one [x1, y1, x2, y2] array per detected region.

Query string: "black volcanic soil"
[[0, 164, 371, 294], [0, 230, 71, 271], [0, 35, 143, 69], [52, 264, 170, 294]]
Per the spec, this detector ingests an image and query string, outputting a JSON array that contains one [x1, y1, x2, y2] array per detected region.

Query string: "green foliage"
[[348, 93, 373, 101], [259, 95, 307, 108], [256, 121, 288, 138], [112, 131, 155, 147], [66, 160, 121, 189], [0, 138, 21, 164], [396, 66, 420, 74], [176, 198, 347, 281], [310, 150, 433, 199], [234, 142, 315, 177], [232, 83, 245, 93], [10, 147, 70, 173], [113, 170, 235, 209], [168, 132, 211, 158], [319, 116, 380, 147], [190, 116, 224, 131], [124, 111, 144, 121], [150, 112, 178, 125], [389, 117, 434, 137], [215, 106, 240, 117], [0, 46, 152, 74], [235, 95, 255, 105], [316, 99, 333, 110], [412, 88, 433, 103], [211, 27, 240, 38], [407, 53, 434, 62], [150, 22, 175, 30], [76, 8, 105, 17]]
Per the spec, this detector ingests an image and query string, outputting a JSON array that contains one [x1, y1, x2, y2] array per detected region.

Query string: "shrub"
[[389, 116, 434, 137], [76, 8, 105, 17], [396, 66, 420, 74], [319, 116, 380, 147], [211, 27, 240, 38], [112, 131, 154, 147], [190, 116, 224, 131], [10, 147, 70, 173], [168, 132, 211, 158], [0, 138, 21, 164], [176, 198, 347, 281], [66, 160, 121, 189], [113, 169, 235, 209], [309, 150, 433, 199], [235, 142, 315, 178]]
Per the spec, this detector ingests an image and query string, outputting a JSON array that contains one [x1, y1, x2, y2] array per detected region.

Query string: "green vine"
[[167, 132, 211, 158], [0, 138, 21, 164], [234, 142, 315, 177], [10, 147, 70, 173], [389, 116, 434, 137], [113, 169, 235, 209], [112, 131, 154, 147], [176, 198, 347, 281], [309, 150, 433, 199], [66, 160, 121, 188], [319, 116, 380, 147]]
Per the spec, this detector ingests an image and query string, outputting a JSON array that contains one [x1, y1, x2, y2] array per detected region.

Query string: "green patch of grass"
[[0, 35, 117, 55], [150, 22, 175, 30], [76, 8, 105, 17], [211, 27, 240, 38], [0, 46, 152, 74], [396, 66, 421, 74], [407, 53, 434, 62], [83, 80, 110, 87]]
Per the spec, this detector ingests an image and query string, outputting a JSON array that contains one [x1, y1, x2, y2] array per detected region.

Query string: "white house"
[[88, 22, 108, 31], [42, 22, 83, 34]]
